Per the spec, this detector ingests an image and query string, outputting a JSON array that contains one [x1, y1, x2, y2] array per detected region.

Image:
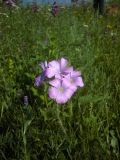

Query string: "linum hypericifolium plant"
[[35, 58, 84, 104]]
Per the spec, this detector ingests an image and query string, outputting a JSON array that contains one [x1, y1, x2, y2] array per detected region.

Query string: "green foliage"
[[0, 4, 120, 160]]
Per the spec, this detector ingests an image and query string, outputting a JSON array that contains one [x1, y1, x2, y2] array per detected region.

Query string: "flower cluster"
[[35, 58, 84, 104]]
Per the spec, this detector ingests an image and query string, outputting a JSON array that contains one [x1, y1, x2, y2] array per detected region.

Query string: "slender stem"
[[56, 104, 67, 136]]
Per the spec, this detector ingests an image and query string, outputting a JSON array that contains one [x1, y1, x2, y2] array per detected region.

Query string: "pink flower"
[[46, 58, 69, 78], [48, 79, 74, 104], [35, 58, 84, 104], [63, 70, 84, 92]]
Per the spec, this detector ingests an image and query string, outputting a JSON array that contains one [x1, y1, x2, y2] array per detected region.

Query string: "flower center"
[[58, 87, 64, 92], [70, 78, 74, 83]]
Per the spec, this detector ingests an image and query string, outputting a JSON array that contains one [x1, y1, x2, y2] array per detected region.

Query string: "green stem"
[[56, 104, 67, 136]]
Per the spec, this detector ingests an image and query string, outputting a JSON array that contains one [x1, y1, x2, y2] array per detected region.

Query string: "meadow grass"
[[0, 3, 120, 160]]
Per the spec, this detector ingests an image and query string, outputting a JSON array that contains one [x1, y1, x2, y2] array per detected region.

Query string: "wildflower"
[[63, 71, 84, 92], [110, 32, 117, 37], [55, 66, 73, 79], [46, 60, 60, 78], [83, 24, 88, 28], [34, 75, 41, 87], [35, 57, 84, 104], [24, 96, 28, 105], [34, 61, 47, 87], [51, 1, 58, 17], [4, 0, 16, 7], [34, 72, 46, 87], [46, 58, 70, 78], [48, 79, 74, 104]]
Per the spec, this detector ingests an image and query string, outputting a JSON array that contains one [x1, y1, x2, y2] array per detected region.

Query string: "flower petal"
[[62, 76, 78, 92], [56, 92, 68, 104], [34, 75, 42, 87], [46, 60, 60, 78], [71, 70, 81, 77], [59, 58, 68, 71], [69, 85, 77, 92], [49, 79, 61, 88], [62, 77, 71, 88], [64, 88, 75, 99], [48, 87, 57, 99], [76, 77, 84, 87], [64, 66, 73, 74]]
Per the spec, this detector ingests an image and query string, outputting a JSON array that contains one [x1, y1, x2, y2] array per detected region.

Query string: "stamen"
[[58, 87, 64, 92]]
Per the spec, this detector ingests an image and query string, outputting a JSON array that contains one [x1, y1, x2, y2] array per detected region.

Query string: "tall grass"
[[0, 4, 120, 160]]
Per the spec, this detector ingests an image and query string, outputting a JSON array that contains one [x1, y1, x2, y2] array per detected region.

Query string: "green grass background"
[[0, 2, 120, 160]]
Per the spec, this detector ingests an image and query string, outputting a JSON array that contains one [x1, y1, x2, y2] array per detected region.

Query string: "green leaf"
[[23, 134, 26, 146], [40, 95, 45, 101], [111, 137, 118, 149], [40, 108, 48, 121], [31, 87, 39, 96], [25, 73, 35, 79], [23, 120, 32, 135], [80, 95, 110, 103]]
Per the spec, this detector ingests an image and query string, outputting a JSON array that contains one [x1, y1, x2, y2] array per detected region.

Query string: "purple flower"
[[46, 60, 60, 78], [5, 0, 16, 7], [48, 79, 74, 104], [51, 1, 58, 17], [34, 75, 41, 87], [63, 70, 84, 91], [35, 58, 84, 104], [34, 71, 46, 87], [24, 96, 28, 105], [34, 61, 47, 87], [46, 58, 71, 78]]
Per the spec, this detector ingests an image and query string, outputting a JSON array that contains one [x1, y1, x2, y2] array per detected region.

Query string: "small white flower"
[[110, 32, 117, 36], [83, 24, 88, 28]]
